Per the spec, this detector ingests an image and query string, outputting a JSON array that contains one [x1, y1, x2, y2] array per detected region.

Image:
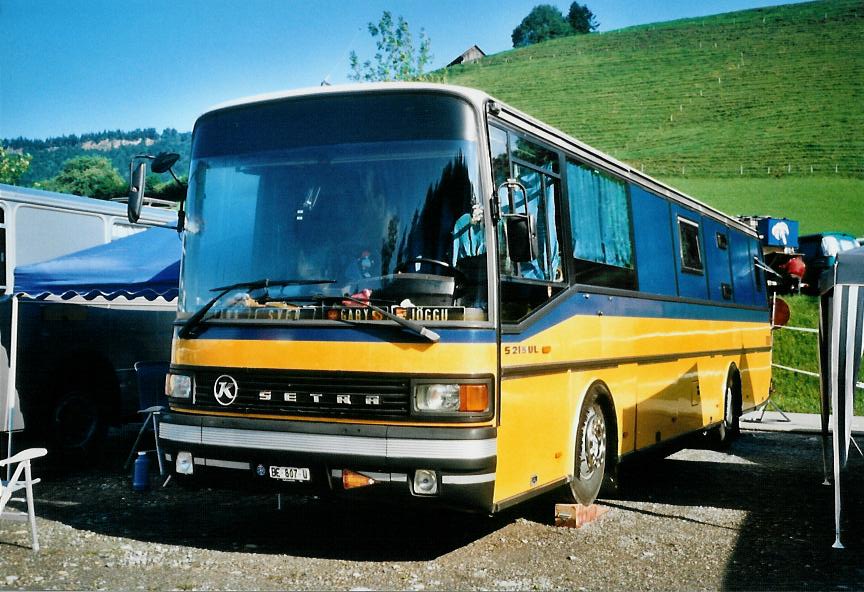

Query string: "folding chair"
[[1, 447, 48, 552], [124, 361, 169, 477]]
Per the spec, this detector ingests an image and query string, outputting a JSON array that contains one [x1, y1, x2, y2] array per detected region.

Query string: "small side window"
[[716, 232, 729, 250], [678, 217, 704, 274]]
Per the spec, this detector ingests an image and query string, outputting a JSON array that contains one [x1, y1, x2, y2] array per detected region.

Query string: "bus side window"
[[565, 159, 636, 290], [489, 124, 565, 322], [678, 217, 704, 274]]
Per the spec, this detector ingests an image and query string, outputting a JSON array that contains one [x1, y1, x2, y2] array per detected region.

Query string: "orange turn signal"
[[342, 469, 376, 490], [459, 384, 489, 412]]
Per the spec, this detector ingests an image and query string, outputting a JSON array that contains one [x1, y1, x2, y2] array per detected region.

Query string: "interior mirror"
[[128, 162, 146, 223], [504, 213, 538, 263], [151, 152, 180, 174]]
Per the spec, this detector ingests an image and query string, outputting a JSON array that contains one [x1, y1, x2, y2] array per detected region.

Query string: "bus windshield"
[[181, 92, 489, 324]]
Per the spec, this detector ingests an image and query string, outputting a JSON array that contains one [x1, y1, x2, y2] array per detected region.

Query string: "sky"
[[0, 0, 810, 140]]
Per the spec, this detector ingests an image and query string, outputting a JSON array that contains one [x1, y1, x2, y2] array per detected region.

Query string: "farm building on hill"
[[448, 45, 486, 67]]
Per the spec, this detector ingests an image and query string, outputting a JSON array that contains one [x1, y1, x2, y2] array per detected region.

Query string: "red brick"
[[554, 503, 610, 528]]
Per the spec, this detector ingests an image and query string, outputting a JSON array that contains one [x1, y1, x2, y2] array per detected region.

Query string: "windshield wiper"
[[178, 278, 336, 339], [339, 293, 440, 343]]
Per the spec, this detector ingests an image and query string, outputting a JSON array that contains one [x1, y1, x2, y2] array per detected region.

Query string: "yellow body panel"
[[171, 313, 770, 508], [174, 338, 497, 375], [492, 314, 771, 505]]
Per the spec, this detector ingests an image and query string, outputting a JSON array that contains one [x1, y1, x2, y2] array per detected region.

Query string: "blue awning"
[[13, 228, 181, 301]]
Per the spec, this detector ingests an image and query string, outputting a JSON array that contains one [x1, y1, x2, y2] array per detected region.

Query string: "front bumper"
[[158, 412, 497, 512]]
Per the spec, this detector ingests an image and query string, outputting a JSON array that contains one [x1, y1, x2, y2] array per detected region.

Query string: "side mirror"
[[128, 162, 147, 223], [151, 152, 180, 174], [497, 178, 538, 263], [504, 213, 538, 263]]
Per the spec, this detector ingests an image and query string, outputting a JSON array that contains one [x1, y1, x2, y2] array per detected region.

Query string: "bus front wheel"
[[567, 385, 614, 506]]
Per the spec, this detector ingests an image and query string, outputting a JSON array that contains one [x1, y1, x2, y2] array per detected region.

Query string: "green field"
[[443, 0, 863, 179], [772, 295, 864, 415], [440, 0, 864, 413], [664, 177, 864, 235]]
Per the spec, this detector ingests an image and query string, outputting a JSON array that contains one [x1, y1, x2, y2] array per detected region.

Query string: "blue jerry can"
[[132, 451, 151, 491]]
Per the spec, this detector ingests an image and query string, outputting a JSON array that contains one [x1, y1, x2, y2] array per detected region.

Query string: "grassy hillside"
[[443, 0, 863, 179], [444, 2, 864, 413], [667, 177, 864, 235]]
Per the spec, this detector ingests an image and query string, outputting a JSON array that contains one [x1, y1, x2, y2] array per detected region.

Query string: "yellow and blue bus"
[[142, 83, 772, 512]]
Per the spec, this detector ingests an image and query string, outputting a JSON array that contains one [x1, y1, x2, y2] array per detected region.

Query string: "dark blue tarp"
[[14, 228, 180, 300]]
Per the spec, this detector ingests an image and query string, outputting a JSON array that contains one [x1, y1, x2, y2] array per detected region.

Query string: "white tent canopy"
[[818, 245, 864, 549], [2, 229, 180, 464]]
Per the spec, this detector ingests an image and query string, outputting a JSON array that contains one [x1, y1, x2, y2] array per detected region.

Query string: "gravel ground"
[[1, 430, 862, 591]]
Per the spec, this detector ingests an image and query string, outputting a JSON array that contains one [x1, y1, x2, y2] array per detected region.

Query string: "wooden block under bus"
[[554, 503, 610, 528]]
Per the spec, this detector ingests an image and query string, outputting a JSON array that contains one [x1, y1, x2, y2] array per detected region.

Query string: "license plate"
[[269, 466, 311, 482]]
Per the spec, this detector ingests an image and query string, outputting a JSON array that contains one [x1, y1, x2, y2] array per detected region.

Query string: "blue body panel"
[[749, 238, 769, 308], [730, 231, 758, 306], [702, 217, 734, 302], [630, 185, 677, 297], [191, 288, 769, 345]]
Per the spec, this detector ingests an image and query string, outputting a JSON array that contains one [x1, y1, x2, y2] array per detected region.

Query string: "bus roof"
[[200, 83, 755, 237]]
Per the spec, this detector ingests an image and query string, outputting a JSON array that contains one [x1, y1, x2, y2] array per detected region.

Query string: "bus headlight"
[[165, 373, 192, 399], [413, 383, 489, 413], [415, 384, 460, 412]]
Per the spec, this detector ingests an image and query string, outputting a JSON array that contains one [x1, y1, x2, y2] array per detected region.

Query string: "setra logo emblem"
[[213, 375, 239, 406]]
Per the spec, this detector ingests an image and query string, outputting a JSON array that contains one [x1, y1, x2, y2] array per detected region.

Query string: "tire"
[[567, 385, 614, 506], [713, 369, 741, 450], [51, 389, 107, 456]]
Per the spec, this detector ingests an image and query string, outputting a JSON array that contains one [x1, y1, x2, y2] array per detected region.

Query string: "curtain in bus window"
[[566, 161, 633, 269], [513, 166, 560, 281]]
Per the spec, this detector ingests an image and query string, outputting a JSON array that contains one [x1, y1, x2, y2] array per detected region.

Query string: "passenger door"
[[489, 123, 572, 502]]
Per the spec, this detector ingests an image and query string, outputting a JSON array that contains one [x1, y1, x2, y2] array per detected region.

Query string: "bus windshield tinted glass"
[[182, 92, 488, 324]]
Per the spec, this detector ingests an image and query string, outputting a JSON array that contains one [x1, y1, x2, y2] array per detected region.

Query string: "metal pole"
[[5, 295, 20, 481], [829, 285, 843, 549]]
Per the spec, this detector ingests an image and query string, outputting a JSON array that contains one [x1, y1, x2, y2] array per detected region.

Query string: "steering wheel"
[[394, 257, 468, 284]]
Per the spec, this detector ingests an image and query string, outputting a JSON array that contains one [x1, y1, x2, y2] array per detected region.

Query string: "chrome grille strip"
[[160, 423, 497, 460]]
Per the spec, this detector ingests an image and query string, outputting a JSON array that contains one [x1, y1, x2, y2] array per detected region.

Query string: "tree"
[[348, 11, 432, 82], [36, 156, 126, 200], [512, 4, 572, 48], [568, 2, 599, 34], [0, 146, 32, 185]]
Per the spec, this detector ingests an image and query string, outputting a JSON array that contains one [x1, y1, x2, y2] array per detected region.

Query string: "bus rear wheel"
[[713, 368, 741, 450], [567, 386, 613, 506]]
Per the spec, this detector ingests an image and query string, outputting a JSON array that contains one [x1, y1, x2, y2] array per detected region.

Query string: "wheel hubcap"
[[724, 384, 734, 427], [579, 403, 606, 481]]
